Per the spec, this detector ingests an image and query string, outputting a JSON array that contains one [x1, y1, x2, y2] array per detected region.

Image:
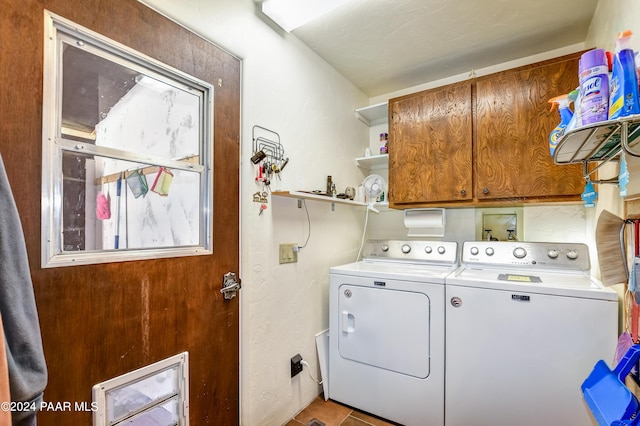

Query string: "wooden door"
[[1, 1, 240, 425], [389, 82, 473, 206], [475, 53, 585, 201]]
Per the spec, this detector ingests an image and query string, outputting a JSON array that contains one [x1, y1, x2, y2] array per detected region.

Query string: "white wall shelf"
[[272, 191, 389, 212], [355, 102, 388, 126], [272, 190, 366, 207], [355, 154, 388, 171]]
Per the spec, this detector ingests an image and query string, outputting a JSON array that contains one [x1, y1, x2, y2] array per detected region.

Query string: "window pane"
[[61, 151, 202, 252], [106, 367, 179, 423], [118, 398, 179, 425], [61, 42, 202, 161]]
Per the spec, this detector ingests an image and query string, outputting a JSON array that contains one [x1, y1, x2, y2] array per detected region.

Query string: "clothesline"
[[93, 154, 198, 185]]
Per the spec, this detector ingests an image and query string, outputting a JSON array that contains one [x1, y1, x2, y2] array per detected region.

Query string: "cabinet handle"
[[482, 187, 489, 194], [460, 189, 466, 196]]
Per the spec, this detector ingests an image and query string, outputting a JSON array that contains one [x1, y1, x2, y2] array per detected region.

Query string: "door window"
[[42, 11, 214, 267]]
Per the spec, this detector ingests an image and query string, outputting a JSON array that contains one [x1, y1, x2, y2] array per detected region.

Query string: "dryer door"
[[338, 284, 430, 378]]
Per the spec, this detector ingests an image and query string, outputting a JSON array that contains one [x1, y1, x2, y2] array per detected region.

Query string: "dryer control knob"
[[470, 246, 479, 256], [513, 247, 527, 259], [566, 250, 579, 260], [425, 246, 433, 254], [381, 244, 389, 252], [485, 247, 494, 256], [401, 244, 411, 254], [437, 246, 446, 254], [547, 249, 559, 259]]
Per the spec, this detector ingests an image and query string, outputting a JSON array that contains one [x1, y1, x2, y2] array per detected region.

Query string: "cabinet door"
[[389, 82, 472, 204], [475, 55, 585, 200]]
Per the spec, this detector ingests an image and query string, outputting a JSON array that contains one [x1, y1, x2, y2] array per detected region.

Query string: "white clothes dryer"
[[329, 240, 459, 426]]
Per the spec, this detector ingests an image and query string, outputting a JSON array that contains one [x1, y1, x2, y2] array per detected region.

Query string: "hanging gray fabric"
[[0, 153, 47, 425]]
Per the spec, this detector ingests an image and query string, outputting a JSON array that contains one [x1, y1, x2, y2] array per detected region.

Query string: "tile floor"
[[284, 396, 400, 426]]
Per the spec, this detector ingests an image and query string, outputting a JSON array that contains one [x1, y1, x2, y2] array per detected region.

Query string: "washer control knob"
[[381, 244, 389, 252], [425, 246, 433, 254], [513, 247, 527, 259], [566, 250, 579, 260], [401, 244, 411, 254], [547, 249, 559, 259], [437, 246, 446, 254], [485, 247, 495, 256], [470, 247, 479, 256]]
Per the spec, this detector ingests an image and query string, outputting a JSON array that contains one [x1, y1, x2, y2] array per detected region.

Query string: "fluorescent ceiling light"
[[262, 0, 350, 32]]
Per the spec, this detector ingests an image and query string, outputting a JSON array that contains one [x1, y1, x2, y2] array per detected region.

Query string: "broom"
[[596, 210, 628, 286]]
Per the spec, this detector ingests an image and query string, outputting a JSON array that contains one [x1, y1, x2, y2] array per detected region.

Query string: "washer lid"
[[447, 267, 618, 301], [331, 260, 457, 284]]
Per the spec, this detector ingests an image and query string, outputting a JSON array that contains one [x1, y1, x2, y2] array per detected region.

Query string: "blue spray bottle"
[[609, 30, 640, 119], [548, 94, 573, 156]]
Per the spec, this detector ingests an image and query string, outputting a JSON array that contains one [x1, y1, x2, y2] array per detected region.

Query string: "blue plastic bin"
[[581, 344, 640, 425]]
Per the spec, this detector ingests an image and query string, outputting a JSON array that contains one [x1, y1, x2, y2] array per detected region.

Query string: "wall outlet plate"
[[279, 243, 298, 264], [291, 354, 303, 378]]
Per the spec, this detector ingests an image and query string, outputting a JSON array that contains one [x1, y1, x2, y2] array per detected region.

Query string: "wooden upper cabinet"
[[389, 82, 473, 205], [388, 52, 585, 207], [475, 53, 585, 201]]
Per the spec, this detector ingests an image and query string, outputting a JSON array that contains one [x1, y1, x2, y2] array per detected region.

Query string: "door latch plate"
[[221, 272, 241, 300]]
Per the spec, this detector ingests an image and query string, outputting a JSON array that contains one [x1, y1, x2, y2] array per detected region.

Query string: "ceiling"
[[275, 0, 599, 97]]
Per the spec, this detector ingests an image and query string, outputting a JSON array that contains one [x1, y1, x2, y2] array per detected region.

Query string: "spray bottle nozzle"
[[617, 29, 633, 40], [548, 94, 572, 112], [615, 29, 634, 52]]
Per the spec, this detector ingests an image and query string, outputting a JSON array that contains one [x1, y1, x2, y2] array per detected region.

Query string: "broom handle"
[[635, 220, 639, 256]]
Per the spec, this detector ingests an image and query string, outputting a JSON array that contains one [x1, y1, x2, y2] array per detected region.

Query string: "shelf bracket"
[[354, 111, 371, 126], [621, 121, 640, 158], [583, 161, 619, 185]]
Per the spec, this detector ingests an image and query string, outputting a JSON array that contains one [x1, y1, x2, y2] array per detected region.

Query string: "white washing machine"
[[445, 241, 618, 426], [329, 239, 459, 426]]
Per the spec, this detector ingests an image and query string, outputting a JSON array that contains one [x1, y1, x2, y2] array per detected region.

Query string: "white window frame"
[[92, 352, 189, 426], [42, 11, 214, 268]]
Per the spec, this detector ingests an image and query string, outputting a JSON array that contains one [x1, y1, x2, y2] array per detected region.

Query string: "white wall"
[[137, 1, 369, 425]]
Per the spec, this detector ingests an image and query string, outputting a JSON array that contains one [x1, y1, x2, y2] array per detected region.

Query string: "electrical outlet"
[[279, 243, 298, 264], [291, 354, 303, 378]]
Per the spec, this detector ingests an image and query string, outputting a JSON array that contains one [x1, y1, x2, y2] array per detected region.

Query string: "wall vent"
[[92, 352, 189, 425]]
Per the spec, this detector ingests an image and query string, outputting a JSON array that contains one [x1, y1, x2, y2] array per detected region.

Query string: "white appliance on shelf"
[[445, 241, 618, 426], [329, 239, 459, 426]]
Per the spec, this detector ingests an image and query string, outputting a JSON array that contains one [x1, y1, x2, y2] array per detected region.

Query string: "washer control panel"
[[461, 241, 590, 271], [364, 240, 458, 265]]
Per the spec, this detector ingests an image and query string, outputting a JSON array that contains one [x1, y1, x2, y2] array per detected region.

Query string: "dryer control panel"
[[461, 241, 590, 272], [364, 239, 458, 265]]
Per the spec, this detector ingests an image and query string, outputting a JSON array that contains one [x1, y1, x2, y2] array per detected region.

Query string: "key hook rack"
[[252, 125, 288, 172]]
